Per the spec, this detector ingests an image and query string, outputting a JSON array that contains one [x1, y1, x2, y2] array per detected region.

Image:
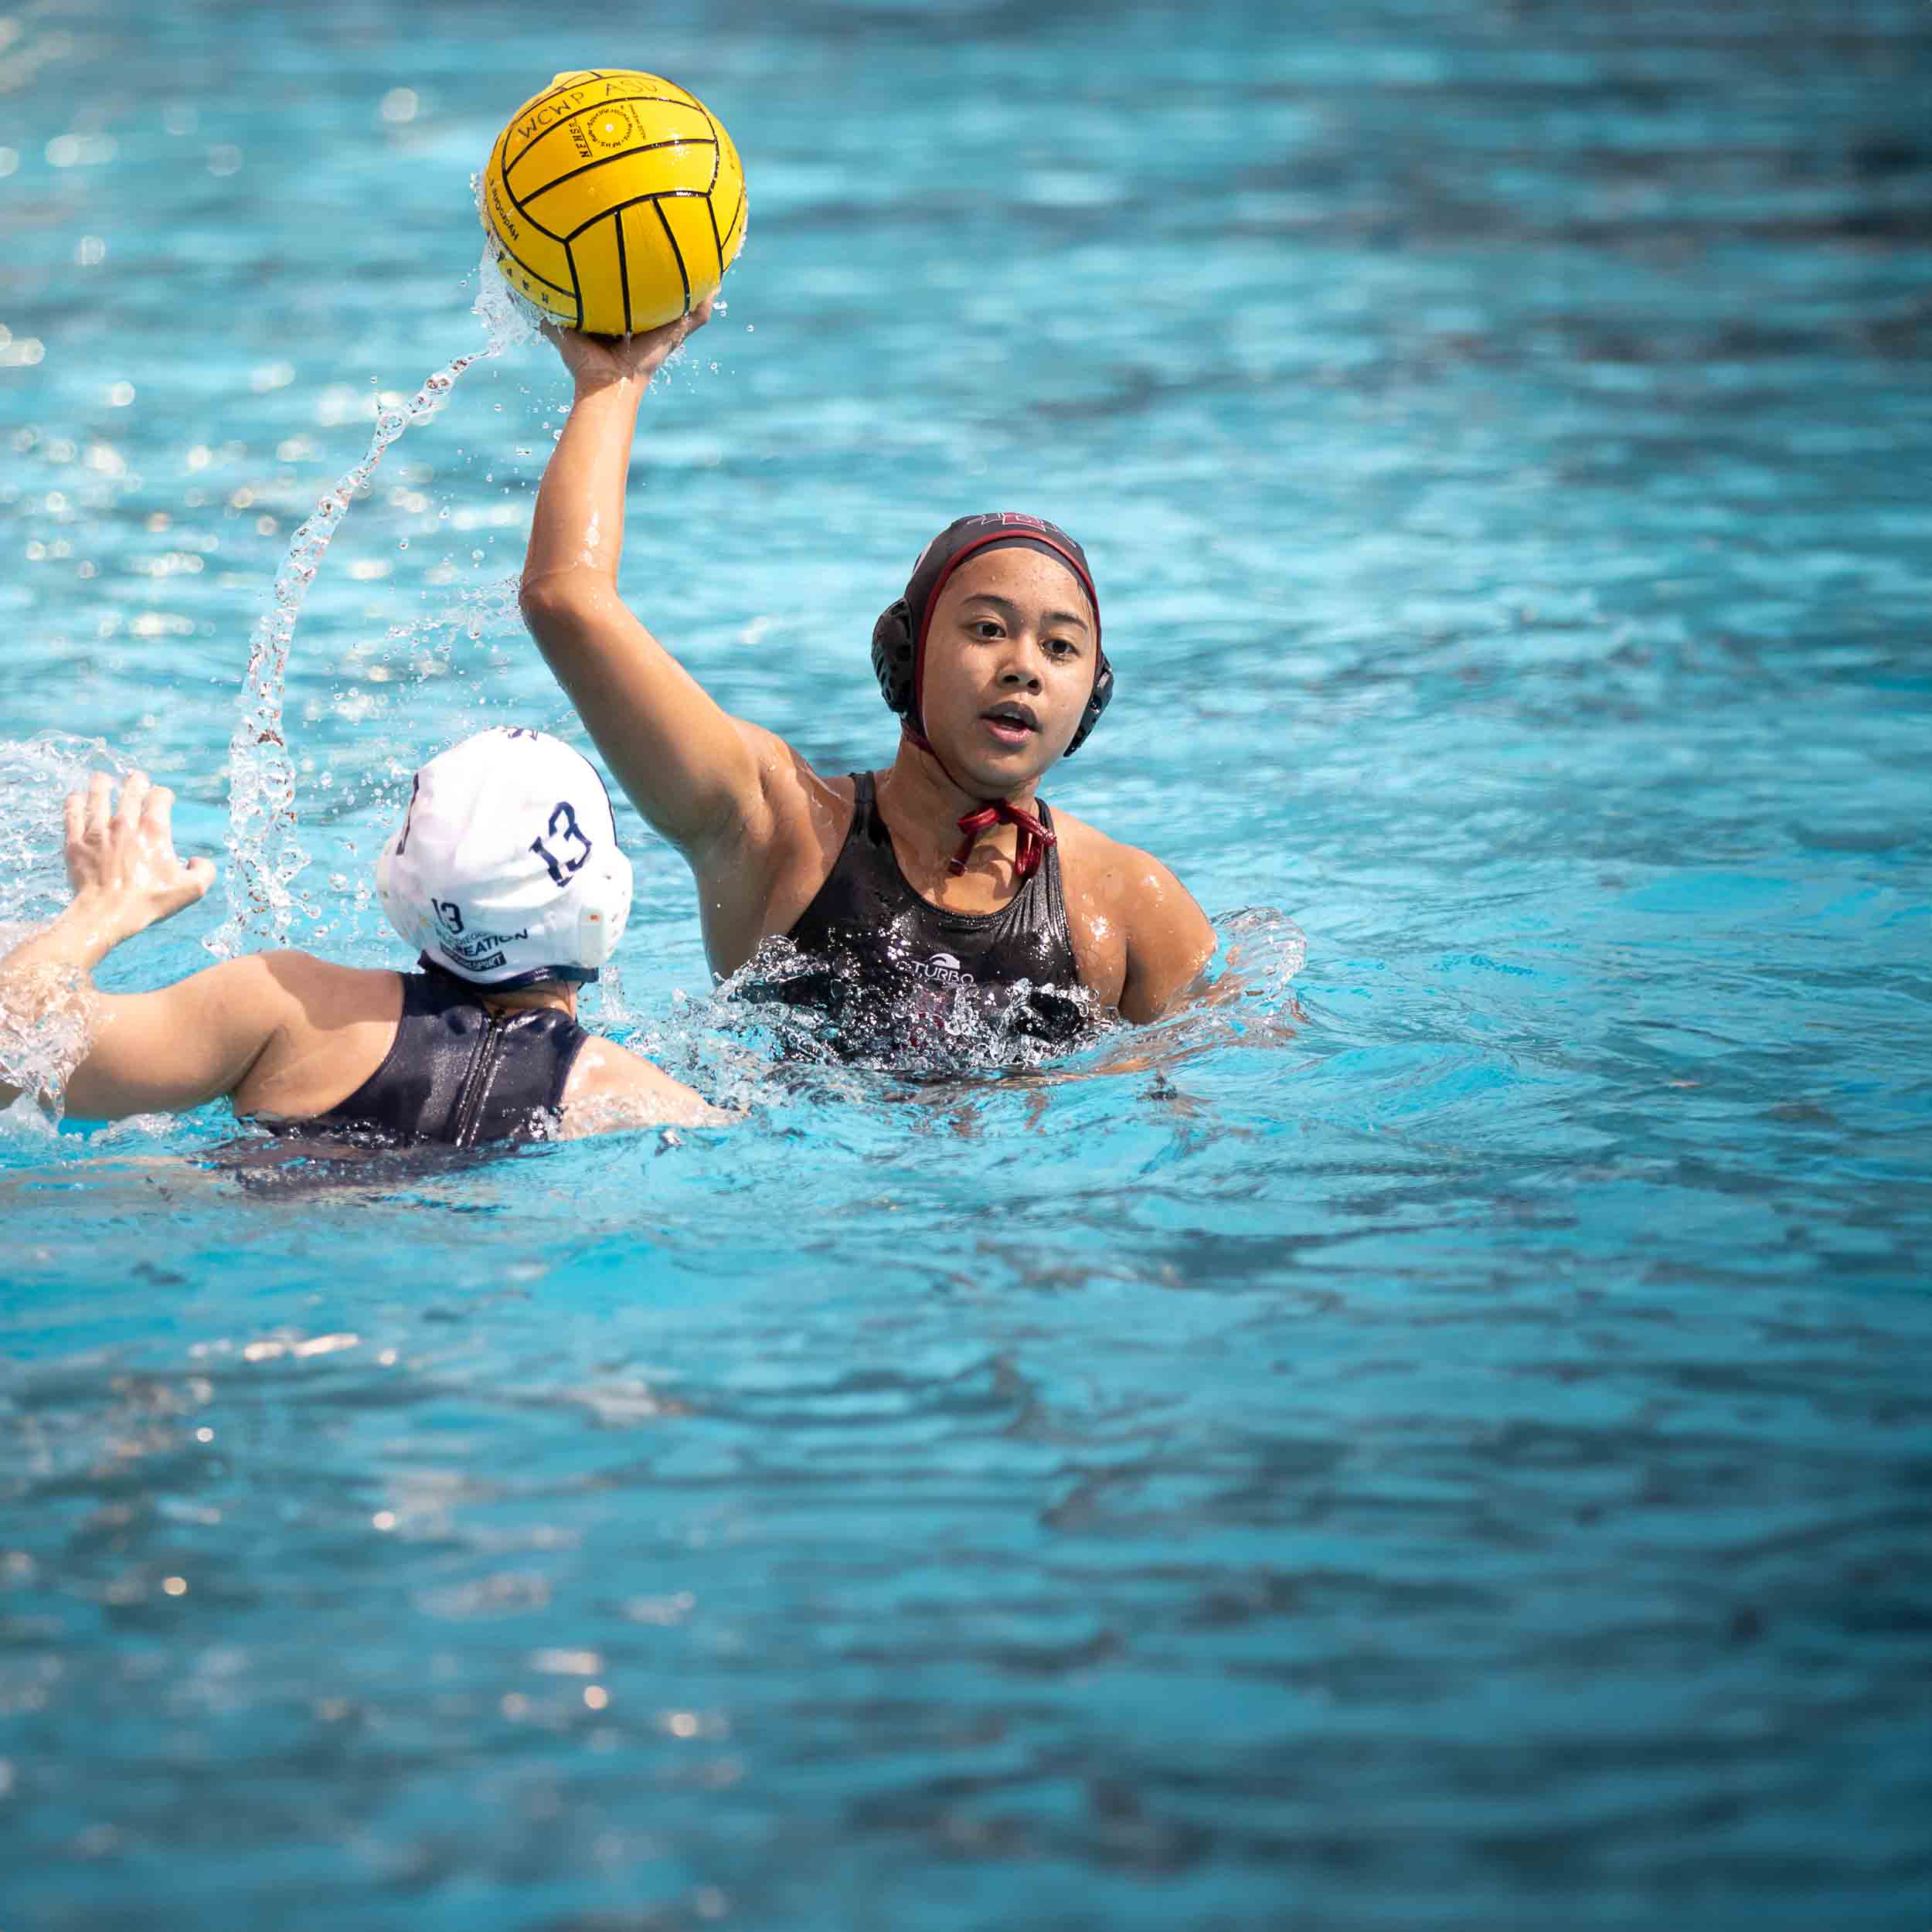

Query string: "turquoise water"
[[4, 2, 1930, 1926]]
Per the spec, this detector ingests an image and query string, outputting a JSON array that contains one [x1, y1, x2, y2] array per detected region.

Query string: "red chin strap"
[[901, 722, 1057, 881], [903, 526, 1094, 886]]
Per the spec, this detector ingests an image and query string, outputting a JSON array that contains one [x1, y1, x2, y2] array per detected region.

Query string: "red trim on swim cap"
[[908, 526, 1101, 745], [901, 519, 1097, 886]]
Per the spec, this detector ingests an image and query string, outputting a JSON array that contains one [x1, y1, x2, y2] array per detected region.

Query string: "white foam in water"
[[0, 733, 131, 1118], [209, 247, 541, 957], [644, 908, 1308, 1093]]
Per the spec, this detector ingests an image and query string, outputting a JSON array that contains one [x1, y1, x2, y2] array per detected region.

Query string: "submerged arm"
[[558, 1036, 735, 1137], [518, 307, 773, 862]]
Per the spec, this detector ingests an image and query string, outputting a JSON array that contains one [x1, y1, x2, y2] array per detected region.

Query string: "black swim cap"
[[871, 512, 1114, 757]]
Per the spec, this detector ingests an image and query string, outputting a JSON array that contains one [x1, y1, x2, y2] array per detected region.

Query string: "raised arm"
[[518, 305, 772, 862], [0, 773, 287, 1121]]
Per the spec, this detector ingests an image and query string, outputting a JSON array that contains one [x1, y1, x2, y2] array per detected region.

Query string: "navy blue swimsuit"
[[267, 962, 590, 1148]]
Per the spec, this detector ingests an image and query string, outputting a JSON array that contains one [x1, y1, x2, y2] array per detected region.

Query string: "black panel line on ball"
[[569, 245, 583, 331], [501, 73, 608, 170], [721, 181, 746, 250], [562, 188, 704, 244], [501, 83, 579, 169], [655, 198, 692, 315], [509, 94, 713, 168], [505, 99, 715, 192], [515, 136, 717, 213], [614, 208, 634, 335], [501, 168, 566, 241], [698, 106, 722, 193], [501, 252, 574, 300], [506, 95, 706, 180], [704, 189, 724, 278]]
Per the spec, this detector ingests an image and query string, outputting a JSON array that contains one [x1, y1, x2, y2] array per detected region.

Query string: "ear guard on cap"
[[1074, 658, 1114, 755], [573, 849, 633, 970], [870, 597, 1114, 757], [870, 598, 917, 717]]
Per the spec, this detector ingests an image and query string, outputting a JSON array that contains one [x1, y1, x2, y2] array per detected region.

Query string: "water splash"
[[702, 928, 1114, 1078], [0, 735, 134, 935], [624, 907, 1308, 1098], [0, 734, 132, 1119], [209, 251, 540, 957], [1077, 906, 1308, 1080]]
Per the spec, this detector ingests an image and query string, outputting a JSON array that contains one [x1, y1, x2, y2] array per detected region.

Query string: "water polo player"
[[519, 306, 1217, 1058], [0, 730, 718, 1141]]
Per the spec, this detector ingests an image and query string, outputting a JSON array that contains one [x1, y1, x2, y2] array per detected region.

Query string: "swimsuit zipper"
[[451, 1012, 509, 1148]]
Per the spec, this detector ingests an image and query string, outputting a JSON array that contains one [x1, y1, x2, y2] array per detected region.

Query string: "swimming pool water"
[[2, 2, 1929, 1926]]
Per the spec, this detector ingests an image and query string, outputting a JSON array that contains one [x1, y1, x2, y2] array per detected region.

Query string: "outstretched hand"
[[63, 772, 216, 950], [545, 294, 716, 390]]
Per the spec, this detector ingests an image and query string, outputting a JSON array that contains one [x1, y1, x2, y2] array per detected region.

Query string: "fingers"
[[151, 854, 216, 927], [631, 315, 682, 358], [61, 769, 212, 924], [84, 770, 114, 842], [147, 785, 205, 893], [145, 782, 176, 851], [689, 294, 716, 329], [70, 771, 117, 893], [114, 769, 151, 832], [62, 787, 89, 893], [141, 783, 203, 895]]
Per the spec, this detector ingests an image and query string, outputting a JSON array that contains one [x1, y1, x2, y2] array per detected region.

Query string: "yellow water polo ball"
[[481, 69, 747, 335]]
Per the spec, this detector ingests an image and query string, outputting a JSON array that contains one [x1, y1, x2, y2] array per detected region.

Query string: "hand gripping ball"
[[481, 70, 747, 335]]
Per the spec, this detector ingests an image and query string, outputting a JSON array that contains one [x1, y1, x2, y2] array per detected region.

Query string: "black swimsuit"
[[264, 962, 590, 1148], [737, 772, 1094, 1063]]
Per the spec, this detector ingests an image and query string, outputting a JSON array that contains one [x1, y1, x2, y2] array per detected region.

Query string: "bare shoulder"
[[73, 951, 402, 1124], [696, 721, 859, 969], [224, 953, 405, 1118], [153, 948, 360, 1027], [1049, 808, 1216, 1023], [251, 948, 392, 995], [560, 1036, 732, 1135], [728, 717, 852, 842], [1050, 808, 1191, 910], [243, 951, 404, 1027]]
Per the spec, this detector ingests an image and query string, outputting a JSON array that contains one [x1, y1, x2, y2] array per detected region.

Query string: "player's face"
[[917, 549, 1097, 794]]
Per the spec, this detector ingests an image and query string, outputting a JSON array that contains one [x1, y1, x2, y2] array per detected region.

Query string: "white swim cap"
[[375, 728, 633, 987]]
